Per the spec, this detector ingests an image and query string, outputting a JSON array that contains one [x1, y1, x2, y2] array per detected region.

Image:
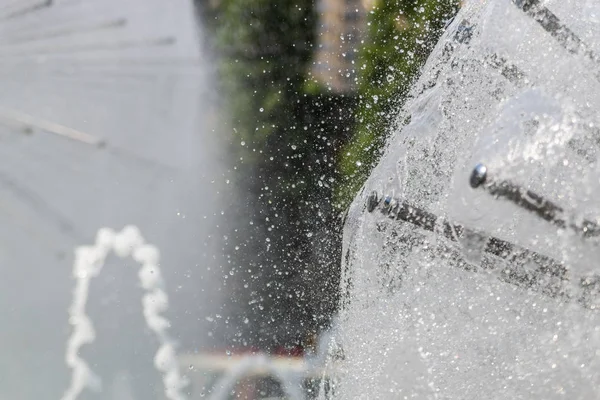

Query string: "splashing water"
[[63, 226, 187, 400], [334, 0, 600, 398]]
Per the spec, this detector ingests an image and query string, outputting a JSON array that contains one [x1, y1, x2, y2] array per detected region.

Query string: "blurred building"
[[311, 0, 372, 93]]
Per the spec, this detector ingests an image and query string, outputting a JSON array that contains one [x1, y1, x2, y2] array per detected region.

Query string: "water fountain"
[[334, 0, 600, 398], [63, 226, 187, 400]]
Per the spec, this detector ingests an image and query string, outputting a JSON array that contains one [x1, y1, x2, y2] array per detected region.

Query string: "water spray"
[[62, 225, 188, 400]]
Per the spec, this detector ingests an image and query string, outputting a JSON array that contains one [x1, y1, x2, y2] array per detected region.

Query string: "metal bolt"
[[470, 163, 488, 188]]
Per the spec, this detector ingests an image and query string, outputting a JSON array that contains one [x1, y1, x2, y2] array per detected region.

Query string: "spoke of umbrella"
[[367, 190, 568, 277], [454, 19, 598, 166], [469, 163, 600, 238], [512, 0, 600, 81], [364, 190, 600, 309]]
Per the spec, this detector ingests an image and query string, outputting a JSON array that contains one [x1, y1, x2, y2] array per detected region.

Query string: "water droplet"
[[259, 108, 264, 112]]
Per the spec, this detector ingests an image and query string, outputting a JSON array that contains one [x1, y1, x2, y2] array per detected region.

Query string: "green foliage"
[[215, 0, 315, 154], [336, 0, 459, 208], [209, 0, 355, 347], [201, 0, 457, 347]]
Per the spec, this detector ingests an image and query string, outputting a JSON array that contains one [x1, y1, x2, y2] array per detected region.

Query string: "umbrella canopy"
[[339, 0, 600, 398]]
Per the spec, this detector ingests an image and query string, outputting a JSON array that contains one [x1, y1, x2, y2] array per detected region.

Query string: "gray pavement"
[[0, 1, 228, 398]]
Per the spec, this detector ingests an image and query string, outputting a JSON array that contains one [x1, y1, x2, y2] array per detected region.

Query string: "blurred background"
[[0, 0, 457, 398]]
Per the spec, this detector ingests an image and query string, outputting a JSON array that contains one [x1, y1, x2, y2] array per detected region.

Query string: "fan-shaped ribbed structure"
[[338, 0, 600, 398]]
